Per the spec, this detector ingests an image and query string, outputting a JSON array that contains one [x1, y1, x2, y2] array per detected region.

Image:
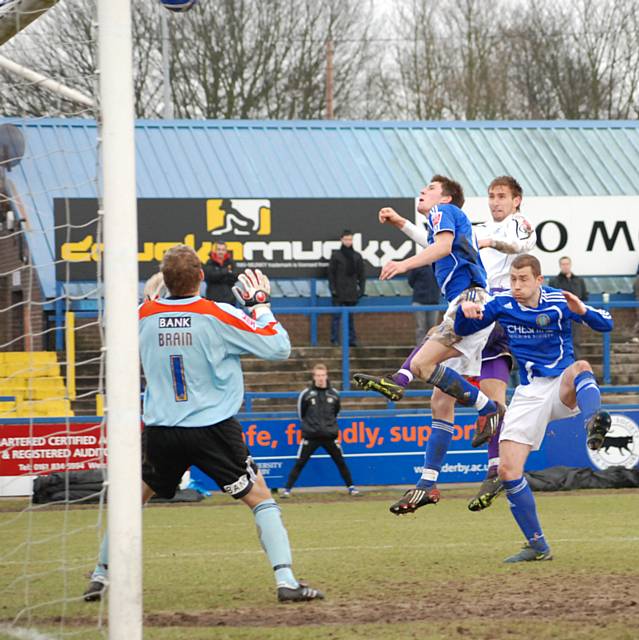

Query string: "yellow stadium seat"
[[0, 400, 17, 417], [0, 363, 60, 378], [0, 353, 72, 417], [0, 352, 57, 364], [24, 389, 67, 401], [17, 398, 73, 418], [26, 377, 66, 391]]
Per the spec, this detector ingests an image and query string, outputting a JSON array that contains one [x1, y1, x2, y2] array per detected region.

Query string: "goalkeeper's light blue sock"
[[91, 532, 109, 580], [428, 364, 495, 414], [416, 420, 453, 490], [253, 498, 298, 589], [574, 370, 600, 423], [503, 477, 549, 552]]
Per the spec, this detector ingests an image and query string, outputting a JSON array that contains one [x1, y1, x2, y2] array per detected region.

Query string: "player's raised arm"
[[216, 269, 291, 360], [379, 206, 429, 248], [454, 297, 499, 336], [380, 231, 453, 280], [563, 290, 614, 332]]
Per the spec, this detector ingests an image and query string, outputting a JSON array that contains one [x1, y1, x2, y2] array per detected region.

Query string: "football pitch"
[[1, 487, 638, 640]]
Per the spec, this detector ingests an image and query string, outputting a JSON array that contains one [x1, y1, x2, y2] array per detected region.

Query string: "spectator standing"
[[549, 256, 589, 358], [408, 265, 441, 344], [281, 364, 358, 497], [328, 230, 365, 346], [203, 241, 238, 304]]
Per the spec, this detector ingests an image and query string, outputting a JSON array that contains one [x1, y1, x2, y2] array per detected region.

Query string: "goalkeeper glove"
[[232, 268, 271, 315]]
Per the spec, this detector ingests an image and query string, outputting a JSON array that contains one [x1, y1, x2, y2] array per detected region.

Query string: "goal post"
[[97, 0, 142, 638]]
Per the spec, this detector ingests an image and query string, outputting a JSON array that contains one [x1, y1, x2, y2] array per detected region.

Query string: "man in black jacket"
[[549, 256, 589, 358], [328, 230, 366, 346], [203, 241, 238, 304], [408, 265, 441, 344], [281, 364, 359, 497]]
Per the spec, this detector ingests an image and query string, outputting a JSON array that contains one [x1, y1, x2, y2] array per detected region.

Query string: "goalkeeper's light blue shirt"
[[139, 296, 290, 427], [454, 286, 613, 384]]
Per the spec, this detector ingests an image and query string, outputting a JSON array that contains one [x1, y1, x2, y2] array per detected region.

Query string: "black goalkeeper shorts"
[[142, 417, 258, 500]]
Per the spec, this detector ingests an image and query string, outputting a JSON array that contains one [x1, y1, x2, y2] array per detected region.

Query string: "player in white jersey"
[[455, 254, 613, 562], [83, 246, 323, 603], [362, 176, 536, 511]]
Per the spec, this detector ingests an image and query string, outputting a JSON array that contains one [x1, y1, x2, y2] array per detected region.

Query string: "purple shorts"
[[479, 323, 512, 383], [479, 356, 511, 383]]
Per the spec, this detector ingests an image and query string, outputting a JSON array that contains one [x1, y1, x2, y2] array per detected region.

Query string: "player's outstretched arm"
[[454, 299, 498, 336], [379, 207, 429, 248], [563, 290, 613, 332], [380, 231, 452, 280]]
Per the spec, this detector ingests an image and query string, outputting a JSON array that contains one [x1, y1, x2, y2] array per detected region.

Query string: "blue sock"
[[253, 498, 298, 589], [503, 477, 548, 552], [416, 420, 453, 489], [91, 531, 108, 580], [428, 365, 496, 414], [574, 371, 600, 423]]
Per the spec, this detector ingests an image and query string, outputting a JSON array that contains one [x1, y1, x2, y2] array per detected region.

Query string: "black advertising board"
[[54, 197, 418, 280]]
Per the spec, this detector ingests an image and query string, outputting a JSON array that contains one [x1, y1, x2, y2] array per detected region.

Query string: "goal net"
[[0, 1, 141, 638]]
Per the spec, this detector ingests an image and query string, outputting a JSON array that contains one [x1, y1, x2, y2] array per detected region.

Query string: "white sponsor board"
[[418, 196, 639, 277]]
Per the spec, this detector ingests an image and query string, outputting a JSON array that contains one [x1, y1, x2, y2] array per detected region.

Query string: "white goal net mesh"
[[0, 1, 109, 638]]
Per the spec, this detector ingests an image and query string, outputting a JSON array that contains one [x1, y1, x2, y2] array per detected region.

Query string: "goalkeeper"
[[83, 245, 323, 603]]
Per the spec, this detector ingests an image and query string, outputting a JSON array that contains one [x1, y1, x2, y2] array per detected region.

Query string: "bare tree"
[[167, 0, 379, 120], [390, 0, 639, 121], [0, 0, 162, 118]]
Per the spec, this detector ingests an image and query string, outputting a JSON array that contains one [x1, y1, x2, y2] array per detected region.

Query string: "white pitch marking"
[[0, 626, 57, 640]]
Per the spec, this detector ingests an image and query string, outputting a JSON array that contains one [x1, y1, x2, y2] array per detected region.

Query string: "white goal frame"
[[97, 1, 142, 638]]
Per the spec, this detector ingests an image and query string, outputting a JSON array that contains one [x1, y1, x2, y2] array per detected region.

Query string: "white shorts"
[[500, 371, 579, 451], [434, 289, 494, 377]]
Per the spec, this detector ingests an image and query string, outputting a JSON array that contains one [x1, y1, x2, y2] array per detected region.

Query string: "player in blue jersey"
[[455, 253, 613, 562], [365, 176, 536, 512], [353, 175, 503, 515], [83, 245, 323, 603]]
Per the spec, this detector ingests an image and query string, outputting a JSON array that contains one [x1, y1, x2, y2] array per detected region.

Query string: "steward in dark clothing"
[[408, 265, 440, 305], [549, 257, 589, 357], [548, 272, 588, 301], [408, 265, 441, 344], [282, 366, 358, 496], [203, 244, 238, 305], [328, 230, 366, 346]]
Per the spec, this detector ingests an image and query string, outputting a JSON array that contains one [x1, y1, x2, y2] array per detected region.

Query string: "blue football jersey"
[[139, 296, 291, 426], [426, 204, 487, 301], [454, 286, 613, 384]]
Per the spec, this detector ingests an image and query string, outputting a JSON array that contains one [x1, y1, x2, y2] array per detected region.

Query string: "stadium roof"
[[4, 117, 639, 297]]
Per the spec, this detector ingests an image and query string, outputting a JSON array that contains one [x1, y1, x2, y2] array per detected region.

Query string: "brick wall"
[[74, 317, 103, 351], [0, 230, 45, 352]]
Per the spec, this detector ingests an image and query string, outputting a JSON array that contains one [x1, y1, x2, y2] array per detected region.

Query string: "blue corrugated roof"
[[4, 117, 639, 297]]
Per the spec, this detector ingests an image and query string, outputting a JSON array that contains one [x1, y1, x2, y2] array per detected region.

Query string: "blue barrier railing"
[[257, 301, 639, 389], [52, 298, 638, 388], [242, 386, 639, 414]]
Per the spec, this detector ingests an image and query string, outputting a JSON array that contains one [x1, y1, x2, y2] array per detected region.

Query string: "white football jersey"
[[473, 213, 536, 291]]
